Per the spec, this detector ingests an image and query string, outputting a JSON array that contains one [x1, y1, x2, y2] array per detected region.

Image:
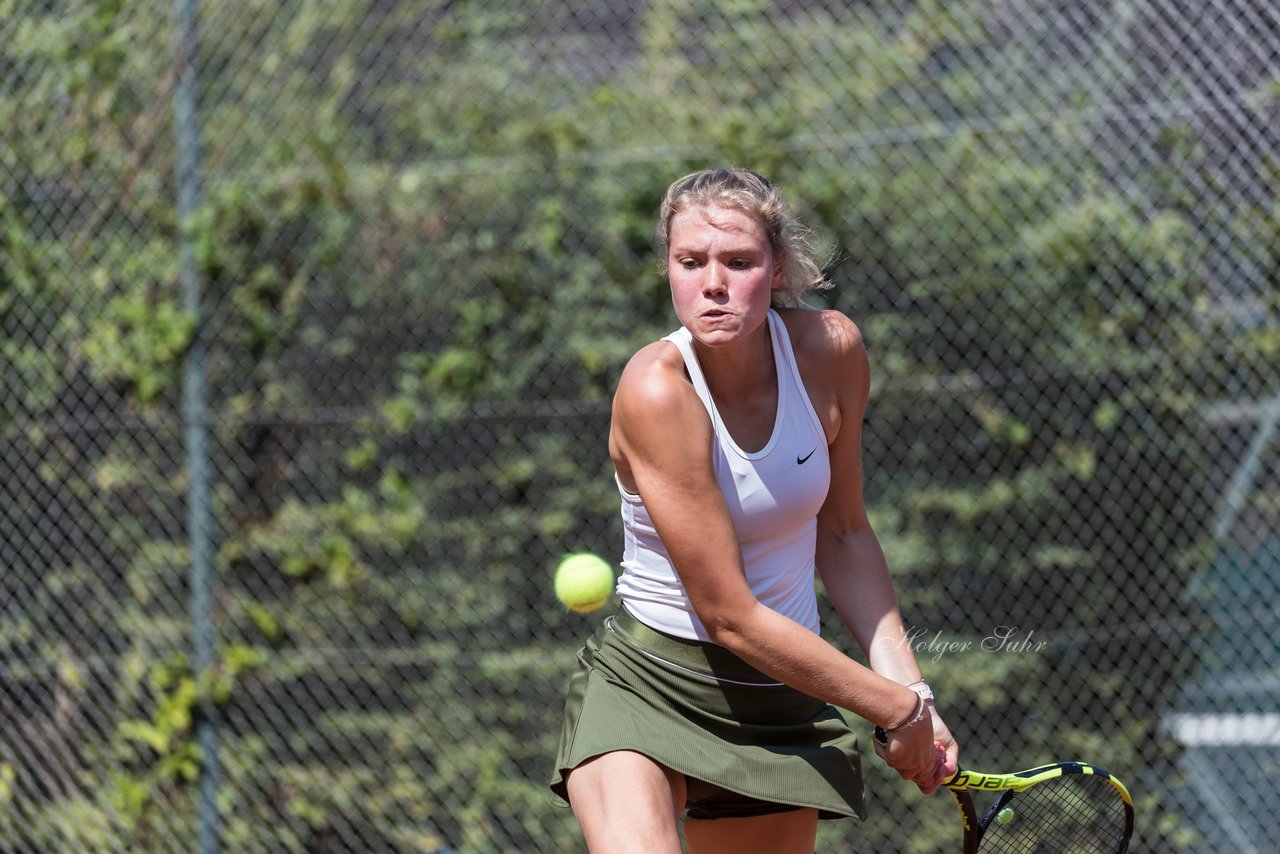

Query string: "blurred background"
[[2, 1, 1278, 851]]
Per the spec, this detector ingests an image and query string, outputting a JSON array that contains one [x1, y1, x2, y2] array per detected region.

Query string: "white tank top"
[[615, 309, 832, 641]]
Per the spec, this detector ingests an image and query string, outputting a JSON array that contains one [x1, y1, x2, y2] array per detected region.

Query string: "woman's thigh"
[[683, 808, 820, 854], [564, 750, 687, 854]]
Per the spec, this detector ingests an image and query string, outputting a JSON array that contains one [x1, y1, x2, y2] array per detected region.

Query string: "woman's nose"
[[702, 262, 728, 295]]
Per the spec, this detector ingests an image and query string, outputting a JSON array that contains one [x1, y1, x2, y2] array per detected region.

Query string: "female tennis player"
[[551, 167, 960, 853]]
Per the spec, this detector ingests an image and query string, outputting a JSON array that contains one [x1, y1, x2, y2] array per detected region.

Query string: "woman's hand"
[[873, 703, 960, 794], [872, 704, 937, 788], [918, 705, 959, 794]]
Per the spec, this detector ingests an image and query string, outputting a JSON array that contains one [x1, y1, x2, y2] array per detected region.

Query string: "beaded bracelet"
[[884, 691, 928, 733]]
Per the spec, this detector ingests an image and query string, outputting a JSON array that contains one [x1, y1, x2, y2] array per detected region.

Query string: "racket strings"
[[978, 775, 1129, 853]]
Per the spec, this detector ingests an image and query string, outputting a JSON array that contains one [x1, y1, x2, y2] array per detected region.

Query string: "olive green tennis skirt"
[[549, 607, 866, 821]]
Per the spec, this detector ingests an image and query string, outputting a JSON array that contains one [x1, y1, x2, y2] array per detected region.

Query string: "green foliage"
[[106, 647, 266, 838], [80, 284, 195, 403]]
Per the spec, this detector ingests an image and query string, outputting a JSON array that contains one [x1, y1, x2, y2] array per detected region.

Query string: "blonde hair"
[[655, 167, 833, 308]]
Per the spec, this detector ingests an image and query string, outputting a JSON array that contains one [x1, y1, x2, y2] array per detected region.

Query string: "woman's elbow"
[[692, 594, 756, 647], [818, 515, 874, 545]]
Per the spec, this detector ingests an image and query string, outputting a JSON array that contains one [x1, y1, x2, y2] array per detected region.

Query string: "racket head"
[[946, 762, 1134, 853]]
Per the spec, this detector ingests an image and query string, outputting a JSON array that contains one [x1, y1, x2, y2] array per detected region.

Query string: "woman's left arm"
[[805, 311, 960, 793]]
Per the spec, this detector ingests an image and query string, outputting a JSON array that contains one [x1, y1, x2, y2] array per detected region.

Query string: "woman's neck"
[[693, 319, 776, 407]]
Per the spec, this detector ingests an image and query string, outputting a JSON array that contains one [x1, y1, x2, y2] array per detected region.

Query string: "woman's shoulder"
[[619, 338, 684, 380], [775, 306, 864, 360], [614, 339, 696, 412], [610, 339, 711, 461]]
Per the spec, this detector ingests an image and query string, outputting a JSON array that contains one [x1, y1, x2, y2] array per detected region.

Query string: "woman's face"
[[666, 204, 783, 347]]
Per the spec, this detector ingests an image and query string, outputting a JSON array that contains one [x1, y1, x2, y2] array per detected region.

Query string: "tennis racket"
[[875, 728, 1134, 852]]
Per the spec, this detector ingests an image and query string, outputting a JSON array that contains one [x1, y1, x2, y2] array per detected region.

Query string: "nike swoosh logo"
[[797, 449, 816, 465]]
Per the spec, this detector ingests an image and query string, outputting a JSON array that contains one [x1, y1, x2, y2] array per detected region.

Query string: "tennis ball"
[[554, 553, 614, 613], [996, 807, 1015, 825]]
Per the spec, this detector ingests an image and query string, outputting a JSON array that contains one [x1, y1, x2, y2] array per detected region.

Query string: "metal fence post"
[[174, 0, 218, 851]]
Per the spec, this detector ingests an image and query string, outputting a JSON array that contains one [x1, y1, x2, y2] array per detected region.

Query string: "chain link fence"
[[2, 1, 1278, 851]]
